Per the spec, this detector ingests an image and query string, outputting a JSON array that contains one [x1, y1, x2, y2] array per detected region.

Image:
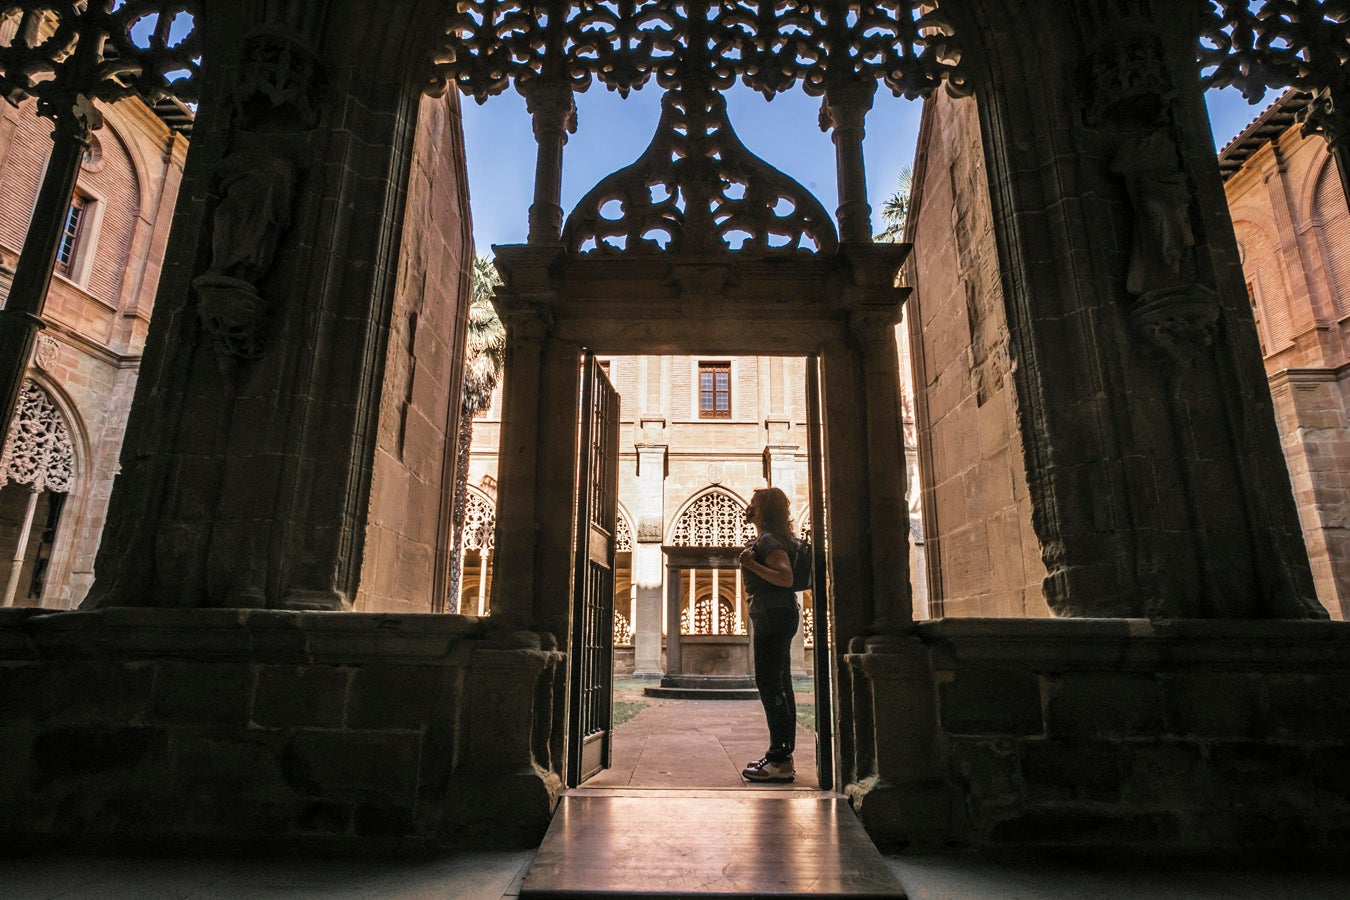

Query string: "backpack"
[[791, 537, 814, 592]]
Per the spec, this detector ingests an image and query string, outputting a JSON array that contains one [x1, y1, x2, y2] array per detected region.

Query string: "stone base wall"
[[0, 609, 564, 849], [845, 619, 1350, 855]]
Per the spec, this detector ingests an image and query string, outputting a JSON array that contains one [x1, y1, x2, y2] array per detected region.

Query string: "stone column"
[[84, 5, 465, 610], [632, 440, 667, 676], [851, 307, 913, 633], [488, 309, 547, 628], [664, 562, 683, 678], [937, 1, 1325, 619]]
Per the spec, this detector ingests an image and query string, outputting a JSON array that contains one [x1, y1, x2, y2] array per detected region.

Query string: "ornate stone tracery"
[[0, 380, 73, 493], [1200, 1, 1350, 105], [564, 79, 837, 256], [670, 490, 756, 547], [615, 511, 632, 552], [0, 3, 203, 121], [462, 489, 496, 552], [431, 1, 968, 103]]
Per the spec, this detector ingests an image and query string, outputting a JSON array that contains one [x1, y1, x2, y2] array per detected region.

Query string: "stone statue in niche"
[[192, 146, 297, 367], [1084, 24, 1220, 369], [1110, 129, 1193, 295]]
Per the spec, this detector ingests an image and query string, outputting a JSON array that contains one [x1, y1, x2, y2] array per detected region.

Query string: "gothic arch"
[[1308, 157, 1350, 319], [0, 377, 81, 607], [95, 109, 146, 219], [1233, 218, 1297, 348], [668, 488, 757, 547]]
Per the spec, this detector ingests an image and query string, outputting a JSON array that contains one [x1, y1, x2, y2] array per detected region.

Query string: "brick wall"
[[0, 98, 186, 610], [1223, 115, 1350, 619]]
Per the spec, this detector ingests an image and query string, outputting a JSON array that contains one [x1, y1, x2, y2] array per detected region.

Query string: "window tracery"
[[615, 512, 632, 552], [681, 595, 743, 636], [0, 380, 73, 493], [613, 610, 633, 645], [670, 491, 756, 546], [462, 490, 496, 552]]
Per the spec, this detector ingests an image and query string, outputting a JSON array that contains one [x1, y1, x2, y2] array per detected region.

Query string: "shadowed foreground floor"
[[4, 695, 1348, 898]]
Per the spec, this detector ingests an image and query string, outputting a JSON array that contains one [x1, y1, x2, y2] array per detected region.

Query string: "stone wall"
[[904, 90, 1047, 617], [0, 608, 564, 849], [357, 93, 474, 614], [844, 619, 1350, 854]]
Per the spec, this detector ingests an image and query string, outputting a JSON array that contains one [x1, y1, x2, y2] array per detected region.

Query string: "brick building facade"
[[1219, 91, 1350, 619], [0, 97, 187, 609]]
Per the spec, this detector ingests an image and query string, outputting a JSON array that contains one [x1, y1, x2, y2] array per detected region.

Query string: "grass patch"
[[613, 700, 649, 727], [796, 703, 815, 733]]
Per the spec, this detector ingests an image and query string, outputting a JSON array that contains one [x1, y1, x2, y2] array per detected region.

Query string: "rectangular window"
[[698, 361, 731, 419], [54, 197, 87, 277]]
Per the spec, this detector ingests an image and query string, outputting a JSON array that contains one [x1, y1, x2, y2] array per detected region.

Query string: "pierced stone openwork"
[[670, 490, 756, 547], [0, 380, 73, 493], [615, 511, 632, 552], [462, 490, 496, 552], [432, 2, 967, 103], [0, 3, 202, 127], [564, 80, 837, 256], [1200, 2, 1350, 101], [681, 596, 742, 636]]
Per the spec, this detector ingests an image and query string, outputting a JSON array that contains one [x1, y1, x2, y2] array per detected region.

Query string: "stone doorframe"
[[484, 241, 913, 785]]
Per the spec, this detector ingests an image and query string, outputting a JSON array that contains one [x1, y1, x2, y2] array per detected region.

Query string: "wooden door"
[[807, 353, 834, 790], [567, 353, 620, 786]]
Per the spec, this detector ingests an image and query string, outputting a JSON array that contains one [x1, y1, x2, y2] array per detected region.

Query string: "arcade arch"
[[0, 379, 76, 608]]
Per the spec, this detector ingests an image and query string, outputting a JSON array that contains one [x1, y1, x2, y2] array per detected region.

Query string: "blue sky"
[[461, 84, 1277, 255]]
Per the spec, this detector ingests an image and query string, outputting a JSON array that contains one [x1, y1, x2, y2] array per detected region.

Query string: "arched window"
[[669, 490, 756, 547], [0, 380, 74, 606]]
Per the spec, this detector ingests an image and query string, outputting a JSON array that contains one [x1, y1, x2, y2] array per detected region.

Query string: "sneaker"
[[741, 756, 794, 783]]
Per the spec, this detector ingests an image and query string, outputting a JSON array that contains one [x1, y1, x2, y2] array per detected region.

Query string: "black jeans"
[[751, 604, 799, 763]]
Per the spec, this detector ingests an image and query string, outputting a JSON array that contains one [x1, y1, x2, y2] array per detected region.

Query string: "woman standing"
[[737, 486, 800, 783]]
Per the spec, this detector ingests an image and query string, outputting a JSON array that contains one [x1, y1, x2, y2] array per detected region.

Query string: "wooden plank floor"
[[520, 790, 906, 898]]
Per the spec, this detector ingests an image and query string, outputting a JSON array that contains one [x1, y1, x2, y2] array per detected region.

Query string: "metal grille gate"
[[567, 353, 620, 786]]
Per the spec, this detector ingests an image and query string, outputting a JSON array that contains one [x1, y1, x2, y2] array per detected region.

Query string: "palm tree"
[[875, 164, 913, 243], [448, 256, 506, 612]]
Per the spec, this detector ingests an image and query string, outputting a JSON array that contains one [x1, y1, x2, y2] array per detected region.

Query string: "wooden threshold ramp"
[[520, 789, 906, 898]]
